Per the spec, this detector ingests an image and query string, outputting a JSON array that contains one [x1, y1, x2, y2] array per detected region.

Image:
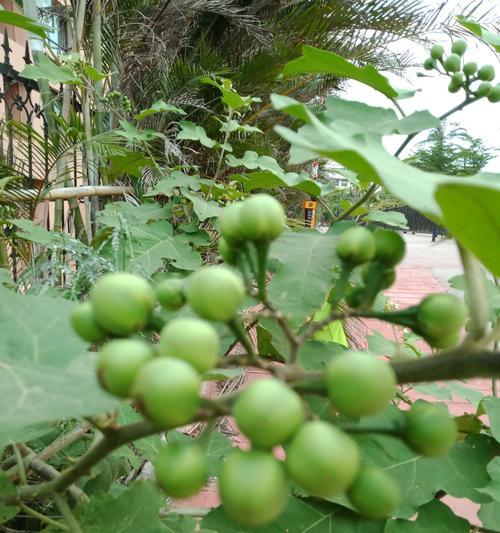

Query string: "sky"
[[345, 3, 500, 171]]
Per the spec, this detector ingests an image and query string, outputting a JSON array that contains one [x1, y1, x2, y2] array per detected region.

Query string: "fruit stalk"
[[329, 263, 353, 310], [255, 241, 270, 302]]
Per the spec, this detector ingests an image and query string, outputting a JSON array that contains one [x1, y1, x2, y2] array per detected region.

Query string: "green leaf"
[[283, 46, 399, 98], [135, 100, 186, 121], [202, 368, 245, 381], [117, 405, 162, 463], [9, 218, 54, 244], [177, 121, 218, 149], [0, 474, 19, 525], [107, 151, 153, 180], [268, 229, 341, 328], [0, 289, 118, 447], [144, 171, 202, 197], [385, 499, 469, 532], [182, 191, 223, 221], [477, 457, 500, 501], [356, 433, 497, 518], [0, 9, 49, 39], [457, 16, 500, 52], [202, 497, 385, 532], [97, 201, 171, 228], [481, 397, 500, 443], [124, 220, 201, 272], [274, 102, 453, 218], [82, 64, 108, 82], [201, 77, 256, 110], [479, 501, 500, 531], [435, 180, 500, 276], [162, 514, 198, 532], [76, 480, 165, 532], [321, 98, 439, 135], [363, 210, 408, 229], [366, 331, 416, 359], [21, 54, 81, 84], [116, 120, 165, 145]]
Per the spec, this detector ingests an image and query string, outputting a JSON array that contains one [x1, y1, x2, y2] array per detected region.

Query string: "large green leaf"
[[134, 100, 186, 121], [0, 8, 49, 39], [356, 433, 497, 518], [177, 121, 231, 151], [76, 480, 165, 532], [116, 120, 165, 145], [283, 46, 399, 98], [363, 210, 408, 229], [21, 54, 81, 84], [479, 502, 500, 531], [232, 170, 327, 196], [202, 497, 384, 532], [127, 220, 201, 272], [0, 289, 117, 447], [9, 218, 54, 244], [481, 397, 500, 443], [436, 180, 500, 276], [107, 151, 154, 180], [268, 228, 341, 328], [385, 499, 469, 532], [182, 191, 223, 221], [144, 171, 203, 197], [117, 405, 162, 463], [201, 77, 258, 110], [97, 201, 171, 228], [478, 457, 500, 501], [0, 475, 18, 525], [457, 16, 500, 52]]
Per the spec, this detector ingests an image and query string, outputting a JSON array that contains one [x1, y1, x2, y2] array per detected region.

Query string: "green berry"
[[444, 54, 461, 72], [97, 339, 153, 398], [451, 39, 467, 56], [478, 65, 495, 81], [423, 57, 436, 71], [430, 45, 444, 60], [158, 317, 220, 374], [405, 401, 458, 457], [219, 237, 239, 265], [219, 203, 244, 245], [326, 352, 396, 417], [451, 72, 465, 86], [416, 293, 467, 341], [186, 265, 245, 322], [336, 226, 376, 266], [487, 85, 500, 103], [154, 444, 208, 498], [476, 81, 492, 97], [156, 278, 185, 310], [70, 302, 106, 343], [463, 61, 477, 76], [373, 230, 406, 267], [239, 194, 286, 242], [448, 82, 461, 94], [348, 464, 400, 519]]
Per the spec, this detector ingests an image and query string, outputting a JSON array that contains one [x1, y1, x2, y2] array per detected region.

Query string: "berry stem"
[[255, 242, 270, 303], [328, 263, 353, 310]]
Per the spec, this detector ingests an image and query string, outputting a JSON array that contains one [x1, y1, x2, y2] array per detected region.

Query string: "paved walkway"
[[173, 234, 489, 524]]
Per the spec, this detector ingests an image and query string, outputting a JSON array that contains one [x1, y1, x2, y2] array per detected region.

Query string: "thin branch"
[[332, 183, 378, 223], [19, 503, 69, 531], [53, 493, 82, 533]]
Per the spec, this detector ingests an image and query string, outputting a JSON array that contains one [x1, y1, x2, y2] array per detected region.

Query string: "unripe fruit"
[[233, 379, 304, 448], [487, 85, 500, 103], [362, 264, 396, 290], [463, 61, 477, 76], [132, 358, 200, 428], [239, 194, 286, 242], [326, 352, 396, 417], [70, 302, 105, 343], [219, 450, 288, 527], [451, 72, 465, 86], [286, 421, 360, 497], [97, 339, 153, 398], [186, 265, 245, 322], [158, 317, 219, 374], [451, 39, 467, 56], [423, 57, 435, 71], [348, 464, 400, 519], [345, 287, 366, 308], [219, 203, 244, 245], [405, 401, 458, 457], [336, 227, 376, 266], [90, 273, 156, 336], [156, 278, 185, 310], [448, 82, 460, 94], [154, 444, 208, 498], [426, 330, 460, 350], [416, 293, 467, 340], [430, 45, 444, 59], [476, 81, 492, 97], [219, 237, 238, 265], [373, 230, 406, 267], [443, 54, 461, 72], [478, 65, 495, 81]]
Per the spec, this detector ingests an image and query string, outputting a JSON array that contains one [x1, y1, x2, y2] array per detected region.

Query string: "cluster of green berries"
[[423, 40, 500, 101], [68, 203, 459, 527], [218, 193, 286, 265], [102, 90, 133, 112], [336, 226, 467, 349]]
